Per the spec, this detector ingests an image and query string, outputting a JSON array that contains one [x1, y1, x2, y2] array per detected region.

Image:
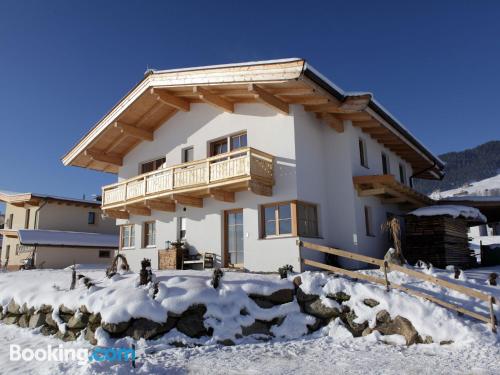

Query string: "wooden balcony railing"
[[102, 147, 274, 209]]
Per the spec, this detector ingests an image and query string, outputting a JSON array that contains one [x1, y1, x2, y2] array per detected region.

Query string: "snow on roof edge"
[[408, 205, 487, 223]]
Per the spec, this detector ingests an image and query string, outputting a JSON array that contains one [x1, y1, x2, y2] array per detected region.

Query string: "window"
[[143, 222, 156, 247], [381, 153, 390, 175], [182, 147, 194, 163], [210, 139, 228, 156], [230, 133, 247, 150], [364, 206, 374, 237], [140, 157, 166, 174], [210, 132, 247, 156], [121, 225, 135, 249], [88, 212, 96, 225], [7, 214, 13, 229], [178, 217, 187, 241], [99, 250, 111, 258], [297, 202, 319, 237], [6, 245, 10, 259], [399, 163, 406, 184], [261, 201, 319, 238], [359, 138, 368, 168], [25, 209, 31, 229]]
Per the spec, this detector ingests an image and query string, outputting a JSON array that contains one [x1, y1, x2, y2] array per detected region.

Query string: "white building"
[[0, 191, 118, 270], [62, 59, 444, 272]]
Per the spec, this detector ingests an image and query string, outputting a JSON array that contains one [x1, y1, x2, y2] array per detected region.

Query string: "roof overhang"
[[62, 58, 444, 179], [436, 197, 500, 223], [0, 191, 100, 208]]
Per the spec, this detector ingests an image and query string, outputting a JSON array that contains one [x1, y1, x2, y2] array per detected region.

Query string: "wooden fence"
[[298, 240, 497, 332]]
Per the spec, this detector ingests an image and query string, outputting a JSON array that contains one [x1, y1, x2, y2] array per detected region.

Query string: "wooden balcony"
[[102, 147, 274, 217]]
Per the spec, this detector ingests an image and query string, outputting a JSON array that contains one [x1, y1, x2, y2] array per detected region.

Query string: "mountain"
[[414, 141, 500, 195]]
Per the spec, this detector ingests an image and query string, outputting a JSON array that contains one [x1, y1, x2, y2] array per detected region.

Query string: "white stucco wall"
[[34, 246, 115, 269], [118, 103, 301, 272], [114, 102, 427, 272]]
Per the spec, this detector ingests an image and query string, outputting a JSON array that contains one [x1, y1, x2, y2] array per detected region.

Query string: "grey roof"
[[0, 190, 100, 205], [18, 230, 118, 248]]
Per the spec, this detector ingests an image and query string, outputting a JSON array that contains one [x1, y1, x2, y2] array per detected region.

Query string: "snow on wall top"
[[18, 230, 118, 248], [408, 205, 487, 223]]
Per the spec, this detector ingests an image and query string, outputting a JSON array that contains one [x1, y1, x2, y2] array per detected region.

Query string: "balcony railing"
[[102, 147, 274, 208]]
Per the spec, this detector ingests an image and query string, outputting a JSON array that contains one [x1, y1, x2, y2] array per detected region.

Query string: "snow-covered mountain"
[[430, 174, 500, 199]]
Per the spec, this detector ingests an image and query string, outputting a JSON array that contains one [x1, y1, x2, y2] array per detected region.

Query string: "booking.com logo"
[[10, 344, 135, 363]]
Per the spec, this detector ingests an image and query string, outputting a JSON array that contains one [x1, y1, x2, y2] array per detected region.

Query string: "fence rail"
[[299, 240, 497, 332]]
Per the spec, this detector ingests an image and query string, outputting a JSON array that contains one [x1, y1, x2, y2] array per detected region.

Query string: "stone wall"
[[0, 276, 440, 346]]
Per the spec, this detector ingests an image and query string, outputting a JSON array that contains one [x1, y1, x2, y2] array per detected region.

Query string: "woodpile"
[[404, 215, 477, 268]]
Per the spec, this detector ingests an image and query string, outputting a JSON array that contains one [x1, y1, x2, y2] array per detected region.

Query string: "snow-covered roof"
[[18, 230, 118, 248], [0, 190, 100, 206], [408, 205, 487, 223]]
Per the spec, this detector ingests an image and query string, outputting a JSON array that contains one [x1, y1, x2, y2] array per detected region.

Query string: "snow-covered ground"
[[0, 266, 499, 374], [0, 322, 499, 375]]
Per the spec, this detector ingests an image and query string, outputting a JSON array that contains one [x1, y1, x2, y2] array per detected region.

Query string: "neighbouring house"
[[62, 58, 444, 272], [0, 191, 119, 270]]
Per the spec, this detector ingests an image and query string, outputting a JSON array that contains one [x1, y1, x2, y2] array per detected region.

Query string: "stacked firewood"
[[404, 215, 477, 268]]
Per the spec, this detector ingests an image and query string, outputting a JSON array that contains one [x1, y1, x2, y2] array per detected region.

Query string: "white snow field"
[[0, 266, 498, 374], [430, 174, 500, 199]]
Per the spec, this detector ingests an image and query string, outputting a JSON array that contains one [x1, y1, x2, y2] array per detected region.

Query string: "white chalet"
[[63, 59, 444, 272]]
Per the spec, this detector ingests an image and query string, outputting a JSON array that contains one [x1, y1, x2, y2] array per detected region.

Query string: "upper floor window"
[[140, 157, 166, 174], [25, 209, 31, 229], [121, 224, 135, 249], [7, 213, 13, 229], [359, 138, 368, 168], [182, 147, 194, 163], [381, 153, 390, 175], [178, 217, 187, 241], [261, 201, 319, 238], [143, 221, 156, 247], [210, 132, 247, 157], [88, 212, 96, 225], [398, 163, 406, 184]]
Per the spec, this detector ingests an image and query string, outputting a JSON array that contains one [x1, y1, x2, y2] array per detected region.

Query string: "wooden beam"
[[352, 120, 380, 128], [104, 210, 129, 219], [151, 88, 190, 112], [173, 194, 203, 208], [248, 84, 289, 114], [193, 86, 234, 113], [126, 206, 151, 216], [248, 180, 272, 197], [358, 187, 386, 197], [210, 189, 235, 203], [318, 113, 344, 133], [114, 122, 153, 141], [84, 149, 123, 166], [146, 200, 176, 212], [304, 95, 369, 114]]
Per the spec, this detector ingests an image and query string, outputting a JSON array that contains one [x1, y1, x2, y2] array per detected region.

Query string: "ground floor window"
[[99, 250, 111, 258], [260, 201, 319, 238], [121, 225, 135, 249], [365, 206, 375, 237], [143, 222, 156, 247]]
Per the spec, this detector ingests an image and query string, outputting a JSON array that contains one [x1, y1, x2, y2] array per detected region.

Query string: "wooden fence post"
[[383, 261, 390, 292], [489, 296, 497, 333]]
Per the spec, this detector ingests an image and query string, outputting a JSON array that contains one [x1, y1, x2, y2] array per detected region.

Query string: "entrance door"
[[224, 209, 244, 267]]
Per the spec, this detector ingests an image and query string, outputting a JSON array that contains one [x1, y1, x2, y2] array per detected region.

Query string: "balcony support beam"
[[114, 121, 153, 141], [210, 189, 235, 203], [126, 206, 151, 216], [104, 210, 129, 219], [151, 88, 190, 112], [193, 86, 234, 113], [173, 194, 203, 208], [248, 180, 272, 197], [316, 113, 344, 133], [146, 199, 176, 212]]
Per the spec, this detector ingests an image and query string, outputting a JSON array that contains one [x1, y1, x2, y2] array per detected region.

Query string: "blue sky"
[[0, 0, 499, 211]]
